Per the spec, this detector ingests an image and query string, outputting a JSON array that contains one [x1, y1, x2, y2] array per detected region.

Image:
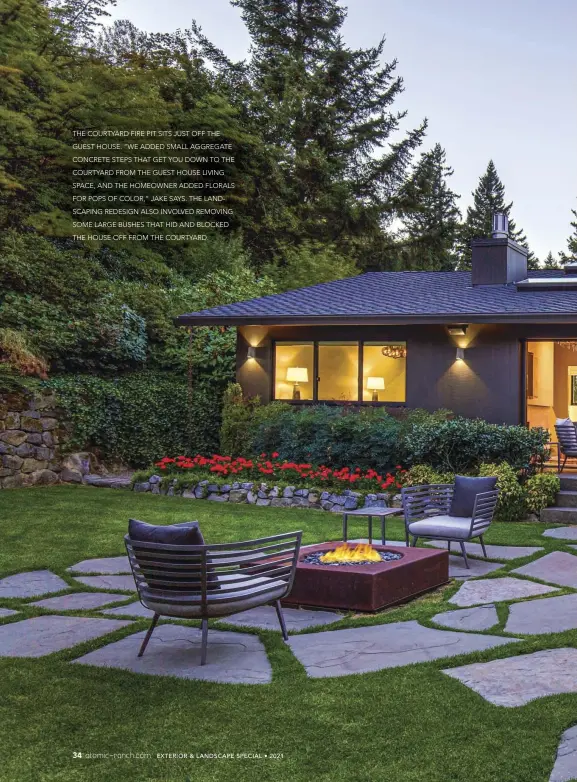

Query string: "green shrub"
[[401, 464, 455, 487], [219, 383, 261, 456], [525, 473, 560, 514], [478, 462, 527, 522], [45, 372, 222, 467]]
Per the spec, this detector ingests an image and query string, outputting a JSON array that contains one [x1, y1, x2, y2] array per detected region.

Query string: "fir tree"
[[394, 143, 461, 270], [458, 160, 536, 268], [559, 203, 577, 264], [543, 251, 560, 270]]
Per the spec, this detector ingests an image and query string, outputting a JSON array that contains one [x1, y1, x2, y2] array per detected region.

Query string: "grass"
[[1, 485, 576, 782]]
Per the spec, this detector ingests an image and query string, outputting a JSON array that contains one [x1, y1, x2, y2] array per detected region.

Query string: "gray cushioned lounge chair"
[[401, 484, 499, 568], [125, 530, 302, 664], [555, 422, 577, 472]]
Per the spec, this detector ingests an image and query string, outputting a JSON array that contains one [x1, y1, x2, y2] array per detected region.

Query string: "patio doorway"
[[526, 340, 577, 438]]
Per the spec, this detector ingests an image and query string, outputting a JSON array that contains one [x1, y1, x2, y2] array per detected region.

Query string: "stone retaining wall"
[[0, 391, 67, 489], [130, 475, 401, 511]]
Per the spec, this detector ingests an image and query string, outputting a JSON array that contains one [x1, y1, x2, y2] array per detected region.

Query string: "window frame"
[[271, 339, 407, 405]]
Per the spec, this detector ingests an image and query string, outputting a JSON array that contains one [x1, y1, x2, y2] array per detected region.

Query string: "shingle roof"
[[176, 270, 577, 326]]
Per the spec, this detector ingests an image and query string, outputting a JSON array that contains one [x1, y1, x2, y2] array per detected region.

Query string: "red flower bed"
[[155, 453, 405, 493]]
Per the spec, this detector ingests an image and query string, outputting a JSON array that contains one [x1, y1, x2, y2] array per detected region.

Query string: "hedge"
[[220, 386, 549, 474], [45, 371, 223, 468]]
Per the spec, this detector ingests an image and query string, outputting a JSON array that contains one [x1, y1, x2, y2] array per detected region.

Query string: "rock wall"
[[0, 391, 67, 488]]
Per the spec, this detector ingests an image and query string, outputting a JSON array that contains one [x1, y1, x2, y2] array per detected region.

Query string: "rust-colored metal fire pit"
[[281, 542, 449, 612]]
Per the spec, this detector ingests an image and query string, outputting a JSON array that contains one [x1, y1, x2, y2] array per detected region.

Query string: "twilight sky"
[[108, 0, 577, 261]]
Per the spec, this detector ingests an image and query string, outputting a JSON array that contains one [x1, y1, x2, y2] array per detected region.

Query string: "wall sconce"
[[447, 324, 468, 336], [286, 367, 308, 400], [367, 376, 385, 402], [247, 346, 256, 359], [456, 348, 465, 361]]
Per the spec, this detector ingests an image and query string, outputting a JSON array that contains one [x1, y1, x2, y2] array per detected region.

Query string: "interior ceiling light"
[[381, 345, 407, 359]]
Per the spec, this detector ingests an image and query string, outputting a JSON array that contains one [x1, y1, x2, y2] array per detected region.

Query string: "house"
[[176, 215, 577, 435]]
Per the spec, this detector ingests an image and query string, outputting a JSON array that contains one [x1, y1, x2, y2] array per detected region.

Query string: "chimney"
[[471, 212, 528, 285]]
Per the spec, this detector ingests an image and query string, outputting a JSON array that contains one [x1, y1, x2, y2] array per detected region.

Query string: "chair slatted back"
[[470, 490, 499, 534], [125, 531, 302, 611], [555, 423, 577, 454], [401, 484, 454, 523]]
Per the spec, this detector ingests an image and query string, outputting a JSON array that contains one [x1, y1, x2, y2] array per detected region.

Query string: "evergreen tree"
[[543, 251, 561, 270], [192, 0, 426, 269], [559, 203, 577, 264], [457, 160, 536, 269], [394, 143, 461, 270]]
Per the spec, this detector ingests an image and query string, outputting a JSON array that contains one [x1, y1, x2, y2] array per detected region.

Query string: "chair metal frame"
[[554, 423, 577, 472], [125, 530, 302, 664], [401, 484, 499, 568]]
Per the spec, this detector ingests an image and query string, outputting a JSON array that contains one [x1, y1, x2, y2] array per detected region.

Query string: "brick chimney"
[[471, 213, 528, 285]]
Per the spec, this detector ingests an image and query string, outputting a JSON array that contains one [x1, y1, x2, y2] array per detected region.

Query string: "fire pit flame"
[[320, 543, 382, 564]]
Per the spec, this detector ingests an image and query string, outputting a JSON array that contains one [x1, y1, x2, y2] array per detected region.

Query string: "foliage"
[[525, 473, 560, 514], [220, 383, 261, 456], [457, 159, 535, 269], [152, 453, 406, 494], [0, 327, 48, 379], [44, 372, 222, 467], [264, 242, 359, 291], [403, 417, 549, 473], [400, 464, 455, 487], [478, 462, 526, 522], [559, 201, 577, 264]]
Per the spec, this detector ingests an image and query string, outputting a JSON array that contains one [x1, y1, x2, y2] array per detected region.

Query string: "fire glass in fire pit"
[[303, 543, 403, 566]]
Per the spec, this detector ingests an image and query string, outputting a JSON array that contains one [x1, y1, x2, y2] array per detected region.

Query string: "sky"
[[107, 0, 577, 261]]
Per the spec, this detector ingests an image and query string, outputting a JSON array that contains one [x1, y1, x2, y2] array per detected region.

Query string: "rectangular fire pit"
[[281, 543, 449, 612]]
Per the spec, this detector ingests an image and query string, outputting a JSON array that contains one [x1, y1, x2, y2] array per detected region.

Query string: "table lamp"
[[286, 367, 308, 400], [367, 376, 385, 402]]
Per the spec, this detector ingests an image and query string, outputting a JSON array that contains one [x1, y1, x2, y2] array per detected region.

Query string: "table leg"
[[343, 514, 348, 542], [368, 516, 372, 544], [381, 516, 385, 546]]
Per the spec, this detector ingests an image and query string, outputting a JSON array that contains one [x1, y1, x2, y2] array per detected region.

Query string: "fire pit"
[[281, 542, 448, 612]]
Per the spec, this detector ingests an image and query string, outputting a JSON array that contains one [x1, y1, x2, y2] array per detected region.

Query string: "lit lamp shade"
[[286, 367, 308, 400], [367, 376, 385, 402]]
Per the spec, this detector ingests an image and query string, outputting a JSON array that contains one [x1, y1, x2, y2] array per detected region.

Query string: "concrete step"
[[540, 506, 577, 525], [557, 491, 577, 508], [558, 474, 577, 491]]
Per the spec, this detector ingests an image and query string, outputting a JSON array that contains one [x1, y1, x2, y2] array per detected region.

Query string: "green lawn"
[[1, 485, 576, 782]]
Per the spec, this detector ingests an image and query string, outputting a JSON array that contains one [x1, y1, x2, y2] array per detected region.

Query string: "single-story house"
[[177, 217, 577, 435]]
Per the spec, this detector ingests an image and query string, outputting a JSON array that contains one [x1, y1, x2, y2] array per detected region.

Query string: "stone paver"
[[67, 556, 131, 575], [102, 601, 154, 619], [30, 593, 130, 612], [0, 570, 69, 598], [449, 577, 559, 607], [512, 551, 577, 588], [432, 605, 499, 632], [0, 608, 18, 617], [443, 648, 577, 707], [287, 620, 518, 678], [217, 606, 341, 632], [424, 540, 544, 560], [73, 575, 136, 592], [0, 615, 132, 658], [447, 556, 503, 580], [550, 725, 577, 782], [73, 623, 271, 684], [505, 593, 577, 635], [543, 527, 577, 541]]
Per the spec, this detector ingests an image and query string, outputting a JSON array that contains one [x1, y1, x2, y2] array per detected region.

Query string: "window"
[[318, 342, 359, 401], [272, 340, 407, 403], [362, 343, 406, 403], [274, 342, 314, 400]]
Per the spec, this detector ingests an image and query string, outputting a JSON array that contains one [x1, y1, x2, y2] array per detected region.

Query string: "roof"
[[176, 270, 577, 326]]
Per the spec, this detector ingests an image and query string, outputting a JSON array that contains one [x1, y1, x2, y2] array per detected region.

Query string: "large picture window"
[[273, 341, 406, 403]]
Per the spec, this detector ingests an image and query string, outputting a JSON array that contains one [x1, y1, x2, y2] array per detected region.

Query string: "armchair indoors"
[[401, 477, 499, 569], [125, 520, 302, 665]]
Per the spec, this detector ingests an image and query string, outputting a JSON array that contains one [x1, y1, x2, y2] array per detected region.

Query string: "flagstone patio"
[[449, 577, 559, 607], [511, 551, 577, 588], [504, 593, 577, 635], [73, 574, 136, 591], [30, 592, 131, 611], [431, 604, 499, 631], [424, 540, 545, 560], [0, 615, 132, 657], [67, 556, 131, 575], [0, 570, 69, 598], [550, 725, 577, 782]]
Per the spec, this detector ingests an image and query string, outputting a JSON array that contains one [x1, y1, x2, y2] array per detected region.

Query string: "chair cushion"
[[556, 417, 573, 427], [141, 574, 287, 618], [407, 516, 474, 540], [128, 519, 220, 591], [450, 475, 497, 517]]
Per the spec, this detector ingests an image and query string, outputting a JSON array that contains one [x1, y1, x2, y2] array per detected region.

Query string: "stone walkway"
[[550, 725, 577, 782], [432, 605, 499, 631], [543, 527, 577, 541], [449, 577, 559, 607], [0, 570, 68, 598]]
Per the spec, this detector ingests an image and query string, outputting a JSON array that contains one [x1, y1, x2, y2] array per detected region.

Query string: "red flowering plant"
[[153, 453, 406, 494]]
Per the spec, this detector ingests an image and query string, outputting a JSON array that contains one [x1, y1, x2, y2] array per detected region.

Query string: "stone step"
[[558, 473, 577, 491], [557, 491, 577, 508], [541, 506, 577, 525]]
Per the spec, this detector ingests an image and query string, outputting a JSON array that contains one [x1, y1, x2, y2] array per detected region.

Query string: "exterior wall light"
[[456, 348, 465, 361], [447, 325, 468, 336], [247, 347, 256, 359]]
